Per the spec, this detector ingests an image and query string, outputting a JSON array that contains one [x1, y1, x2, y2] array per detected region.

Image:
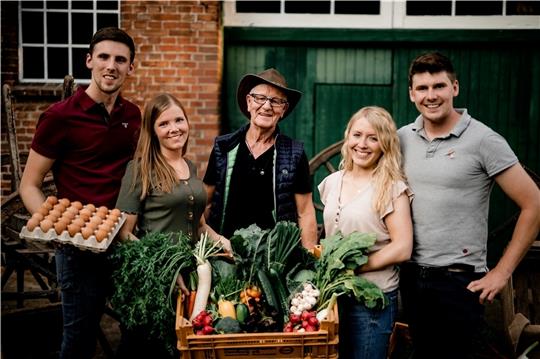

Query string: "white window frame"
[[224, 0, 540, 29], [224, 0, 393, 28], [18, 0, 120, 84]]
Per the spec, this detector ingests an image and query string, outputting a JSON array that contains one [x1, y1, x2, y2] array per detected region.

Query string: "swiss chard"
[[312, 231, 387, 310]]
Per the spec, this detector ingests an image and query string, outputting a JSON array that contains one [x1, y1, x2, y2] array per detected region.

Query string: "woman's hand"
[[176, 273, 190, 297], [218, 236, 233, 257]]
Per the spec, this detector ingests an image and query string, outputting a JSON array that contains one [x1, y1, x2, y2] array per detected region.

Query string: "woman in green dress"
[[114, 93, 229, 358], [116, 93, 228, 247]]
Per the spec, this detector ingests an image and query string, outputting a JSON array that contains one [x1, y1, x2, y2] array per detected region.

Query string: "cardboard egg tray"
[[19, 213, 126, 253]]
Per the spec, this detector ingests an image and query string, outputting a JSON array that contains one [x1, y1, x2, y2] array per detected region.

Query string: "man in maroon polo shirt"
[[20, 27, 141, 359]]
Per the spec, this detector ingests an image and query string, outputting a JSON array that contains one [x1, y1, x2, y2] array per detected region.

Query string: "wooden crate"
[[175, 296, 339, 359]]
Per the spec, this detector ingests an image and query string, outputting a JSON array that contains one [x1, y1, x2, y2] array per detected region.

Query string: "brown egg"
[[37, 206, 50, 216], [41, 201, 53, 211], [59, 198, 70, 207], [49, 208, 63, 219], [95, 211, 107, 220], [97, 206, 108, 213], [54, 220, 68, 235], [45, 214, 59, 223], [53, 203, 66, 212], [97, 223, 111, 233], [67, 223, 80, 237], [71, 217, 86, 228], [40, 218, 54, 232], [84, 221, 98, 231], [81, 226, 94, 240], [45, 196, 58, 205], [31, 212, 44, 222], [61, 211, 76, 222], [79, 208, 92, 218], [104, 218, 116, 228], [110, 208, 121, 217], [26, 217, 40, 231], [71, 201, 83, 210], [95, 229, 108, 243], [66, 206, 79, 215], [89, 216, 103, 226], [56, 217, 71, 228], [85, 204, 96, 213]]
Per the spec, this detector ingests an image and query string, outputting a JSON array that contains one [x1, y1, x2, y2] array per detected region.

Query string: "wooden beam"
[[2, 84, 22, 190]]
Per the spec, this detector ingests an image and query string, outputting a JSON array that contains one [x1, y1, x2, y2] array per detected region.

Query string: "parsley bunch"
[[109, 232, 195, 353]]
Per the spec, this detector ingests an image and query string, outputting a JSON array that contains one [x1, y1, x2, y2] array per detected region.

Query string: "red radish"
[[305, 325, 317, 332], [202, 325, 214, 335]]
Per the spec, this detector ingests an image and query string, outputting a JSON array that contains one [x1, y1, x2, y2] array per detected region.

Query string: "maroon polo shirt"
[[31, 87, 141, 208]]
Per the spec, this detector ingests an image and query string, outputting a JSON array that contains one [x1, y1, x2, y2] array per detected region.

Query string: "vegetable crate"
[[175, 296, 339, 359]]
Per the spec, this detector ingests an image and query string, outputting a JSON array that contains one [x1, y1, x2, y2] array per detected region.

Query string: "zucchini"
[[236, 303, 249, 323], [269, 267, 290, 323], [257, 269, 279, 312]]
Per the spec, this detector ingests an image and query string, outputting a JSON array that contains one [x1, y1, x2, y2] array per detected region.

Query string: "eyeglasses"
[[249, 93, 288, 108]]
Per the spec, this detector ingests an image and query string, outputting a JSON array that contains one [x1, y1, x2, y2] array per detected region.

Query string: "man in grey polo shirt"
[[398, 52, 540, 359]]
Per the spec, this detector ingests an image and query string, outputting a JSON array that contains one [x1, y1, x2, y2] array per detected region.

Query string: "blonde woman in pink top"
[[318, 106, 413, 359]]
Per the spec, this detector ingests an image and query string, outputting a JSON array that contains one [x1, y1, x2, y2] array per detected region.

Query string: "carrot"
[[187, 290, 197, 318]]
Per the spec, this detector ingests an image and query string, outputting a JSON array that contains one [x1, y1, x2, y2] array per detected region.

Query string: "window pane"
[[456, 0, 502, 15], [236, 1, 280, 13], [47, 12, 68, 44], [48, 47, 68, 79], [506, 0, 540, 15], [72, 13, 94, 45], [23, 47, 44, 78], [21, 1, 44, 9], [22, 12, 43, 43], [97, 1, 119, 10], [97, 13, 119, 30], [335, 1, 380, 14], [285, 1, 330, 13], [407, 1, 452, 15], [46, 1, 68, 9], [72, 1, 93, 10], [72, 48, 91, 80]]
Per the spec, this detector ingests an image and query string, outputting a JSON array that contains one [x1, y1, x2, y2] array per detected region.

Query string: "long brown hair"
[[339, 106, 406, 216], [132, 93, 190, 199]]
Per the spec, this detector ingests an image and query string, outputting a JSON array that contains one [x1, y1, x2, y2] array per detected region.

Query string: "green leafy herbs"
[[109, 231, 195, 353], [312, 231, 388, 311], [229, 224, 268, 283], [266, 221, 301, 275], [229, 221, 302, 283]]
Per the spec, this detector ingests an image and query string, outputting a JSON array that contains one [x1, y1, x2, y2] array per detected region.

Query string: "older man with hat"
[[203, 68, 317, 249]]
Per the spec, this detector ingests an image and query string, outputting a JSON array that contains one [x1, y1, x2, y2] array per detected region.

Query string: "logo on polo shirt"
[[122, 123, 128, 128]]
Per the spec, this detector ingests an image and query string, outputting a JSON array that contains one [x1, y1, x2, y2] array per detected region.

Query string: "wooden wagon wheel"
[[1, 177, 60, 307], [308, 140, 344, 239]]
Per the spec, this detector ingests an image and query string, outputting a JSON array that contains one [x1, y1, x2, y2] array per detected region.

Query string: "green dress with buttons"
[[115, 159, 207, 241]]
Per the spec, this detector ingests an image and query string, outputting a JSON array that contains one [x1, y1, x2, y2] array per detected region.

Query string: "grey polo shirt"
[[398, 109, 518, 271]]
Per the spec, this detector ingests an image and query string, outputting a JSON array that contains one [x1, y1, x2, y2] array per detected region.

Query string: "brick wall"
[[1, 1, 222, 198]]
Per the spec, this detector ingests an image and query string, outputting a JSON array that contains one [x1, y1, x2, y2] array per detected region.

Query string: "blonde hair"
[[132, 93, 190, 199], [339, 106, 406, 216]]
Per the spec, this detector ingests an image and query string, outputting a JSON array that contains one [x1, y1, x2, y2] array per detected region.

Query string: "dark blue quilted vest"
[[208, 124, 304, 232]]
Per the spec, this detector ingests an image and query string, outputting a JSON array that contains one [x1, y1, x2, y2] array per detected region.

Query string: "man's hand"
[[466, 268, 511, 304]]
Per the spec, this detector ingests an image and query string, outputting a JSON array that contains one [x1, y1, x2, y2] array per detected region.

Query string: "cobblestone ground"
[[1, 266, 120, 359]]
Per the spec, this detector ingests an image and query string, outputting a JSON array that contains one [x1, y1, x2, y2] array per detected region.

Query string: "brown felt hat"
[[236, 68, 302, 120]]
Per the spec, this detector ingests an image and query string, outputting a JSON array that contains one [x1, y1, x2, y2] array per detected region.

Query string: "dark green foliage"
[[108, 232, 195, 354], [214, 316, 242, 334]]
